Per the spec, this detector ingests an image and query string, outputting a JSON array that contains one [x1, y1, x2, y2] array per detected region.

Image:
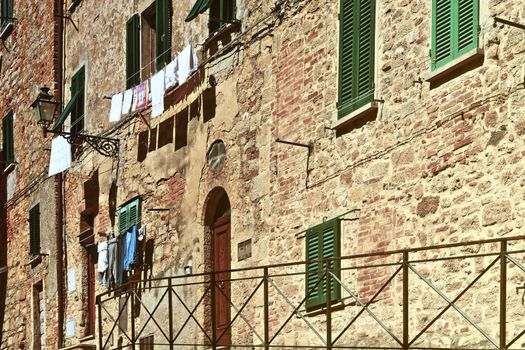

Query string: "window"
[[2, 110, 14, 164], [118, 198, 140, 235], [337, 0, 375, 118], [139, 335, 154, 350], [185, 0, 236, 34], [70, 66, 85, 133], [305, 219, 341, 310], [0, 0, 13, 30], [29, 204, 40, 256], [126, 0, 171, 88], [431, 0, 479, 70]]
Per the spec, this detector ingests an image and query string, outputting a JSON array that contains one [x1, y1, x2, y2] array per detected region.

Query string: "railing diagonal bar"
[[505, 327, 525, 349], [132, 287, 171, 343], [506, 254, 525, 274], [101, 293, 133, 349], [268, 276, 327, 346], [409, 256, 500, 346], [408, 264, 499, 349], [331, 266, 403, 346], [172, 282, 213, 343], [215, 278, 265, 344]]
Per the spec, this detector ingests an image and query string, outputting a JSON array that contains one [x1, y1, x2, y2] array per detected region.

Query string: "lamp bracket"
[[45, 128, 119, 157]]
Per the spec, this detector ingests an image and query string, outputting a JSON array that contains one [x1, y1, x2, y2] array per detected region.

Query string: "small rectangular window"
[[338, 0, 376, 118], [431, 0, 479, 70], [305, 219, 341, 310], [140, 335, 154, 350], [126, 14, 141, 88], [29, 204, 41, 256], [209, 0, 236, 33], [2, 109, 14, 164], [71, 66, 85, 133], [118, 198, 141, 235]]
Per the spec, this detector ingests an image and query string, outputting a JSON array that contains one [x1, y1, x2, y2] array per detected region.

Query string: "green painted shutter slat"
[[457, 0, 478, 54], [305, 219, 341, 309], [118, 198, 141, 235], [2, 110, 14, 163], [118, 208, 127, 235], [338, 0, 375, 118], [1, 0, 13, 28], [29, 204, 40, 256], [71, 67, 85, 133], [156, 0, 172, 71], [185, 0, 211, 22], [50, 90, 80, 132], [126, 14, 140, 89], [432, 0, 478, 70], [128, 198, 140, 227]]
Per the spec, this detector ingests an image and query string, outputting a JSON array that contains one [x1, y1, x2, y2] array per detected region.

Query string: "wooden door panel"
[[214, 215, 231, 346]]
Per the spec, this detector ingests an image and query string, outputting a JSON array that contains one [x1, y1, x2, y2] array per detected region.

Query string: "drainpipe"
[[53, 0, 65, 347]]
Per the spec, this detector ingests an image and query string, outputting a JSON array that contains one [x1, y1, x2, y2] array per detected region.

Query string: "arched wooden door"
[[213, 214, 231, 346]]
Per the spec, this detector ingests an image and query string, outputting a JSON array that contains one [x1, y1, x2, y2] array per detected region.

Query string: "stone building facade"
[[1, 0, 525, 349]]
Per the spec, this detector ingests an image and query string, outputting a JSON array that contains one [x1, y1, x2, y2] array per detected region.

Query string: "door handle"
[[219, 281, 225, 289]]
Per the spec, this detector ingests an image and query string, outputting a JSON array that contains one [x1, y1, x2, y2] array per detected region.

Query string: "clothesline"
[[125, 45, 175, 84]]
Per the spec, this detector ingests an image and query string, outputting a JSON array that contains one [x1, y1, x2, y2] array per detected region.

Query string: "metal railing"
[[97, 236, 525, 350]]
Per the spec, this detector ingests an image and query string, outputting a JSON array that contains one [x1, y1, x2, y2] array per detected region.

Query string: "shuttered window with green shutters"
[[2, 110, 14, 164], [155, 0, 172, 71], [126, 14, 141, 89], [0, 0, 13, 30], [338, 0, 375, 118], [29, 204, 41, 256], [71, 67, 85, 133], [305, 219, 341, 310], [432, 0, 478, 70], [118, 198, 141, 235]]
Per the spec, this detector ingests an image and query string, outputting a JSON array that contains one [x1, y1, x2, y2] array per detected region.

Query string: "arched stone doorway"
[[203, 187, 231, 347]]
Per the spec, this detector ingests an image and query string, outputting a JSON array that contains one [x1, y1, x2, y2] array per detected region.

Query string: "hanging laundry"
[[107, 237, 117, 288], [138, 224, 147, 242], [165, 59, 178, 89], [121, 88, 134, 116], [109, 93, 123, 122], [151, 70, 166, 118], [178, 43, 192, 84], [48, 136, 72, 177], [116, 234, 126, 286], [134, 80, 149, 111], [97, 240, 108, 274], [192, 48, 199, 73], [123, 224, 137, 271]]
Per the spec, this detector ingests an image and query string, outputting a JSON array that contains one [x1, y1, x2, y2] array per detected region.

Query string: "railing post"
[[264, 267, 270, 350], [168, 277, 174, 350], [500, 240, 507, 350], [130, 287, 136, 350], [326, 260, 332, 350], [211, 271, 217, 350], [97, 296, 103, 350], [403, 251, 409, 350]]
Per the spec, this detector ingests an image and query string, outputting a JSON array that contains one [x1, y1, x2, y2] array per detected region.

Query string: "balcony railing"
[[97, 236, 525, 350]]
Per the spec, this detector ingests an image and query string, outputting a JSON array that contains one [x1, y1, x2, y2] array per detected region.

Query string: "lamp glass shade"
[[35, 100, 58, 124]]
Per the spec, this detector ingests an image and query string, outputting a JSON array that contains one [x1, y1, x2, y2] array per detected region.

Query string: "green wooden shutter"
[[71, 67, 85, 133], [1, 0, 13, 28], [156, 0, 172, 71], [118, 207, 128, 235], [2, 110, 14, 164], [338, 0, 375, 118], [29, 204, 41, 256], [432, 0, 478, 70], [118, 198, 141, 235], [305, 219, 341, 309], [126, 14, 140, 88]]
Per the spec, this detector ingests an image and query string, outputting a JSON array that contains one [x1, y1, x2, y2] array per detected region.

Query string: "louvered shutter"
[[126, 14, 140, 88], [118, 207, 128, 235], [156, 0, 172, 71], [71, 67, 85, 133], [1, 0, 13, 28], [338, 0, 375, 118], [2, 110, 14, 164], [118, 198, 141, 235], [432, 0, 478, 70], [305, 219, 341, 309], [29, 204, 40, 256], [457, 0, 478, 55]]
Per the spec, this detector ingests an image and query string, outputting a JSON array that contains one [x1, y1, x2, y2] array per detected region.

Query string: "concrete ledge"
[[332, 101, 378, 130], [425, 48, 484, 83]]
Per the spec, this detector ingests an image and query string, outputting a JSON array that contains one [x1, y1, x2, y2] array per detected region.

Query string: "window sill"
[[332, 101, 379, 131], [203, 21, 241, 58], [425, 48, 484, 83], [28, 254, 42, 268], [0, 22, 14, 41], [304, 301, 345, 317], [3, 161, 16, 174]]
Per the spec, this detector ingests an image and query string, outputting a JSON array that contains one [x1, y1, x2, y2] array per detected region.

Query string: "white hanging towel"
[[151, 69, 166, 118], [97, 241, 108, 272], [109, 93, 123, 122], [48, 136, 72, 176], [121, 88, 134, 115], [192, 48, 199, 73], [165, 58, 178, 89], [178, 43, 192, 84]]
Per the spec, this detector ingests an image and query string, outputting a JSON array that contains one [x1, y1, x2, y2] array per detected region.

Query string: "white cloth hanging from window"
[[178, 43, 192, 84], [109, 93, 123, 122], [48, 136, 72, 177], [151, 69, 166, 118], [121, 88, 134, 116], [165, 59, 178, 89]]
